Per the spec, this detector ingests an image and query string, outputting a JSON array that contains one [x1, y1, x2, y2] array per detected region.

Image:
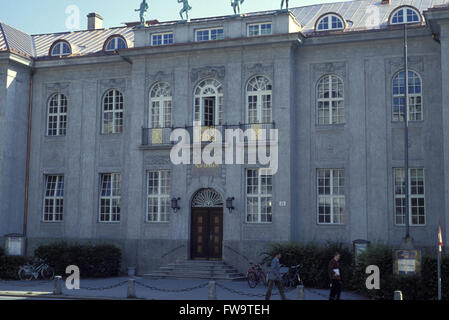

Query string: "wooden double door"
[[190, 208, 223, 260]]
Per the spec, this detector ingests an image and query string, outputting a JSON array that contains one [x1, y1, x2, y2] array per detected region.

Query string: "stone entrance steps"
[[143, 260, 246, 281]]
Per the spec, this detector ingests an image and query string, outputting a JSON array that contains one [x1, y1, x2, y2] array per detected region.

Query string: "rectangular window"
[[317, 169, 345, 224], [394, 168, 425, 226], [247, 23, 272, 37], [246, 169, 273, 223], [99, 173, 121, 222], [43, 175, 64, 222], [151, 32, 174, 46], [196, 28, 224, 42], [147, 170, 171, 222]]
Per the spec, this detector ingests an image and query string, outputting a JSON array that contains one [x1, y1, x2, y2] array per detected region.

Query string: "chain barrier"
[[78, 280, 128, 291], [134, 280, 208, 293]]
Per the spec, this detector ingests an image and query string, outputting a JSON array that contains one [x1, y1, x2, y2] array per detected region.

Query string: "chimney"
[[87, 13, 103, 30], [381, 0, 390, 4]]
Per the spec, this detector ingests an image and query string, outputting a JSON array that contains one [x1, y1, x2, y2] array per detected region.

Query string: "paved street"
[[0, 277, 367, 300]]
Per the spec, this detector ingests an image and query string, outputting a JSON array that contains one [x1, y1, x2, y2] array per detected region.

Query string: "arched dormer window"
[[246, 76, 272, 124], [389, 6, 422, 25], [104, 35, 128, 52], [50, 40, 71, 57], [315, 13, 346, 31]]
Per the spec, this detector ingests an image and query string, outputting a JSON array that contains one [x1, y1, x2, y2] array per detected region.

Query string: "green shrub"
[[34, 242, 122, 278], [351, 244, 449, 300], [262, 241, 354, 289], [0, 247, 5, 257], [0, 256, 30, 280]]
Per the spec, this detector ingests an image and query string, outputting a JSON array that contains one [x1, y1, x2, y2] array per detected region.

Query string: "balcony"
[[141, 123, 276, 147]]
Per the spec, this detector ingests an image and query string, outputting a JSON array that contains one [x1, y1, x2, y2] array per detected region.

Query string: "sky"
[[0, 0, 351, 35]]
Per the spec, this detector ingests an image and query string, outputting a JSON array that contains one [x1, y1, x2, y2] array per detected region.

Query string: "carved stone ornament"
[[313, 62, 346, 78], [191, 66, 225, 83]]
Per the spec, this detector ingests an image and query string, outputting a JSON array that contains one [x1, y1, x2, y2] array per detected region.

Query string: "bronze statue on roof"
[[178, 0, 192, 21], [281, 0, 289, 10], [231, 0, 244, 15], [135, 0, 149, 26]]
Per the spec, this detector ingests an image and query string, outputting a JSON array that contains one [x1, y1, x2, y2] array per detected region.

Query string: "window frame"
[[392, 70, 423, 122], [195, 27, 224, 42], [149, 82, 172, 129], [246, 75, 273, 124], [104, 35, 128, 52], [247, 22, 272, 37], [389, 6, 422, 25], [50, 40, 72, 57], [99, 173, 121, 223], [42, 174, 64, 223], [246, 168, 273, 224], [317, 168, 345, 225], [102, 89, 124, 135], [316, 74, 345, 125], [46, 93, 68, 137], [194, 78, 223, 126], [151, 32, 174, 46], [146, 170, 171, 223], [393, 168, 426, 226], [315, 13, 346, 32]]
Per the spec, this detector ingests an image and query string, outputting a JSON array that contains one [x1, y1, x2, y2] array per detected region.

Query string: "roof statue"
[[178, 0, 192, 21], [281, 0, 289, 10], [231, 0, 244, 15], [135, 0, 149, 27]]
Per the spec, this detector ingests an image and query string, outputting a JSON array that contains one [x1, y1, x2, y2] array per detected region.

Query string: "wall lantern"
[[171, 197, 181, 213], [226, 197, 235, 213]]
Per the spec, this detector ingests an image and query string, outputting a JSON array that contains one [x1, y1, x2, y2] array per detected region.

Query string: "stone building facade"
[[1, 0, 449, 273]]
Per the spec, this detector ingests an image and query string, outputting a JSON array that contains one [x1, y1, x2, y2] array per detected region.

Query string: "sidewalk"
[[0, 277, 367, 300]]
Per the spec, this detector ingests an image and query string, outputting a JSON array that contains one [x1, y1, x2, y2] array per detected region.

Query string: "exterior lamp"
[[226, 197, 235, 213], [171, 197, 181, 213]]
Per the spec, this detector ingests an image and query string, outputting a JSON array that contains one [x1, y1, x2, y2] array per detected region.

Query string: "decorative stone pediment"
[[46, 82, 70, 92], [146, 71, 174, 84], [312, 61, 347, 78], [191, 66, 225, 83], [387, 56, 424, 74], [99, 78, 127, 91]]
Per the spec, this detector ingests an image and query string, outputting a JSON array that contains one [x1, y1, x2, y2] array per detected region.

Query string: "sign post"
[[438, 222, 443, 301]]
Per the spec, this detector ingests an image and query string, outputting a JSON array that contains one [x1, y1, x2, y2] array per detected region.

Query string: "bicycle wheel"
[[18, 268, 33, 281], [41, 266, 55, 280], [247, 272, 258, 288]]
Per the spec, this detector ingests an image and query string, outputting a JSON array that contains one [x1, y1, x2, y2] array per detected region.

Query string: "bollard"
[[296, 285, 304, 300], [394, 290, 403, 301], [208, 281, 217, 300], [127, 279, 137, 299], [53, 276, 62, 295]]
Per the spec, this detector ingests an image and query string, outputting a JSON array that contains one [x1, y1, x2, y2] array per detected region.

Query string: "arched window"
[[317, 75, 344, 125], [104, 36, 128, 52], [102, 89, 124, 134], [390, 6, 421, 25], [246, 76, 272, 124], [316, 13, 345, 31], [194, 79, 223, 126], [150, 82, 172, 128], [392, 70, 422, 122], [50, 40, 71, 56], [47, 93, 68, 136]]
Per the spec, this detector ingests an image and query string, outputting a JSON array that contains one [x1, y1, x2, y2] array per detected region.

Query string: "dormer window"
[[50, 40, 71, 57], [389, 6, 422, 25], [316, 13, 345, 31], [104, 36, 127, 51]]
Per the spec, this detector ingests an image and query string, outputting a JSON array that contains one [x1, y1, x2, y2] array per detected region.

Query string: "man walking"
[[328, 252, 342, 300], [265, 253, 287, 300]]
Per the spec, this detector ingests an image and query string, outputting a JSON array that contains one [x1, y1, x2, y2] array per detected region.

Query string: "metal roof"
[[0, 0, 448, 60]]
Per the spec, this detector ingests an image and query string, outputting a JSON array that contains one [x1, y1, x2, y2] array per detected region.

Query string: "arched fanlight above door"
[[192, 189, 223, 208]]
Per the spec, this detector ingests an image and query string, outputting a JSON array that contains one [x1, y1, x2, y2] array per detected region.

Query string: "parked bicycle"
[[18, 258, 55, 281], [281, 264, 303, 288], [246, 262, 267, 288]]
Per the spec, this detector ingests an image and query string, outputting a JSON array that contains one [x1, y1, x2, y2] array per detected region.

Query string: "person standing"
[[328, 252, 342, 300], [265, 253, 287, 300]]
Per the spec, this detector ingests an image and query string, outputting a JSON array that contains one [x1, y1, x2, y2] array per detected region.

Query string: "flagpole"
[[404, 22, 410, 240]]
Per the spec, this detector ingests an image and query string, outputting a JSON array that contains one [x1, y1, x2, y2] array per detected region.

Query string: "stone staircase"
[[143, 260, 246, 281]]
